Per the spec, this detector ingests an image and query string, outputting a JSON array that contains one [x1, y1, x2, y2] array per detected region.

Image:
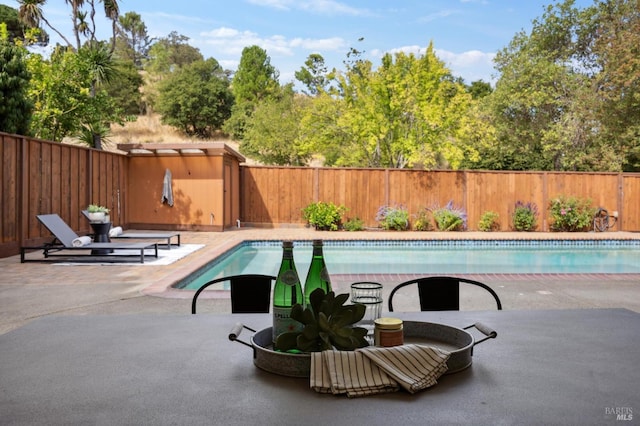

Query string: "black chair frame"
[[191, 274, 276, 314], [388, 276, 502, 312]]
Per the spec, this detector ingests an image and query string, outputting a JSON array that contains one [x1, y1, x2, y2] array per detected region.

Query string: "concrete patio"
[[1, 228, 639, 335]]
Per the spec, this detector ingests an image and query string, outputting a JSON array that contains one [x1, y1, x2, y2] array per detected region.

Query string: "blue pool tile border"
[[245, 239, 640, 248], [172, 238, 640, 289]]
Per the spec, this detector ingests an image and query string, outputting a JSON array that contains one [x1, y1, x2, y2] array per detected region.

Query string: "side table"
[[89, 222, 113, 255]]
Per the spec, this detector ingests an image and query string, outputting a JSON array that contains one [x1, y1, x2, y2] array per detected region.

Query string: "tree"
[[241, 86, 312, 165], [0, 24, 33, 134], [17, 0, 122, 148], [143, 31, 203, 112], [295, 53, 329, 95], [588, 0, 640, 171], [483, 0, 639, 171], [224, 45, 280, 140], [466, 80, 493, 99], [114, 11, 153, 68], [78, 42, 120, 149], [145, 31, 202, 74], [298, 43, 474, 169], [104, 60, 143, 115], [231, 45, 280, 104], [0, 4, 48, 45], [155, 58, 233, 138], [26, 46, 121, 143], [17, 0, 120, 53]]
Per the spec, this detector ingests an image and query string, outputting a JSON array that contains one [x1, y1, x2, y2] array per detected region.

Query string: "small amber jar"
[[374, 317, 404, 347]]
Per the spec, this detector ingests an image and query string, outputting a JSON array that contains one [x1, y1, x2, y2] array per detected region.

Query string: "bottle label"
[[280, 270, 299, 285], [272, 306, 303, 342]]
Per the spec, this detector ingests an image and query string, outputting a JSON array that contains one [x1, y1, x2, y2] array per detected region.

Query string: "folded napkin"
[[359, 344, 450, 394], [109, 226, 123, 237], [310, 344, 450, 397], [72, 236, 92, 247], [310, 350, 400, 397]]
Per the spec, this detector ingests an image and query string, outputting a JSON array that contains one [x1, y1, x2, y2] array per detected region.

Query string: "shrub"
[[478, 211, 500, 232], [548, 196, 595, 232], [302, 201, 347, 231], [376, 204, 409, 231], [512, 201, 538, 231], [412, 209, 433, 231], [431, 201, 467, 231], [343, 217, 365, 231]]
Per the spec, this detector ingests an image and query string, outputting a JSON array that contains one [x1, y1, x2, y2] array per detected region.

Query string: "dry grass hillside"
[[102, 114, 324, 166], [102, 114, 246, 159]]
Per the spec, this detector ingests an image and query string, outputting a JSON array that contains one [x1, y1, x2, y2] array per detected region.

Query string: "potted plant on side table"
[[87, 204, 110, 223]]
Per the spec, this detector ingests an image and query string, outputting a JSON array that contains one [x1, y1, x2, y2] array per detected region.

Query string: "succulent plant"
[[275, 288, 369, 352]]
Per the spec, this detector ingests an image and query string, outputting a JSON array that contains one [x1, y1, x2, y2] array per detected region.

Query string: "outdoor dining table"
[[1, 308, 638, 425]]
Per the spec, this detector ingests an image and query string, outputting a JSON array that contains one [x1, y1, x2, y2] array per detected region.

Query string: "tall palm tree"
[[18, 0, 121, 150], [18, 0, 120, 52], [102, 0, 119, 53], [65, 0, 85, 49], [17, 0, 75, 48]]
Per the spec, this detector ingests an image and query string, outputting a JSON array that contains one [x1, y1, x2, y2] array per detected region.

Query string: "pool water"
[[176, 240, 640, 290]]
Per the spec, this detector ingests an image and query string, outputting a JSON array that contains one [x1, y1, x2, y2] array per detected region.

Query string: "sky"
[[4, 0, 596, 87]]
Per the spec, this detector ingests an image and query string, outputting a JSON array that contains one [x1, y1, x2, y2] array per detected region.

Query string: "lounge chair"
[[81, 211, 181, 249], [20, 214, 158, 263]]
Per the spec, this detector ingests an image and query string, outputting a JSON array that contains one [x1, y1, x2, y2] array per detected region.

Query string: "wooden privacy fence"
[[2, 132, 640, 258], [1, 134, 127, 258], [240, 166, 640, 232]]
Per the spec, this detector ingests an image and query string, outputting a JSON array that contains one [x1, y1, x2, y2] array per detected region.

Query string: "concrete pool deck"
[[1, 228, 639, 335]]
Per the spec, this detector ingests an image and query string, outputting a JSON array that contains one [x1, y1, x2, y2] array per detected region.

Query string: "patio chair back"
[[36, 214, 81, 247], [191, 274, 277, 314], [388, 276, 502, 311]]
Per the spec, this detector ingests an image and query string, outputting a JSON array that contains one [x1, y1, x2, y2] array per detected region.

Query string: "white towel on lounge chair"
[[72, 236, 92, 247], [109, 226, 123, 237]]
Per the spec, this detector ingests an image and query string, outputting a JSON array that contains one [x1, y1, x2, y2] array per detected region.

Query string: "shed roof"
[[117, 142, 245, 162]]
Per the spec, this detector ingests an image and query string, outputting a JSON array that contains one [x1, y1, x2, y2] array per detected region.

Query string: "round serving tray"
[[229, 321, 497, 378]]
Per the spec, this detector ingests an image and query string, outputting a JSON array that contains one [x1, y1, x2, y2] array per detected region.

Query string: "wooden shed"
[[118, 143, 245, 231]]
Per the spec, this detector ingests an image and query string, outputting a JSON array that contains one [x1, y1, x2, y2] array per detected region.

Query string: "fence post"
[[617, 173, 624, 231]]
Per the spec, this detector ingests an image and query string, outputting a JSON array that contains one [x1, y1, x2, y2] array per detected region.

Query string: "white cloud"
[[200, 27, 346, 58], [419, 9, 461, 23], [204, 27, 242, 38], [435, 49, 495, 68], [435, 49, 497, 83], [246, 0, 291, 11], [247, 0, 370, 16], [370, 45, 496, 84], [144, 11, 217, 25], [289, 37, 346, 51]]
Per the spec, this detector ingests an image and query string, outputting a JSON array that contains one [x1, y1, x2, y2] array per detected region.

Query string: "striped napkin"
[[310, 344, 450, 397], [310, 350, 400, 397], [359, 345, 450, 393]]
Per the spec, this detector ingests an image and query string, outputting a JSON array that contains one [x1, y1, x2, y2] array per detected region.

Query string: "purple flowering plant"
[[376, 203, 409, 230], [512, 201, 538, 231], [431, 200, 467, 231]]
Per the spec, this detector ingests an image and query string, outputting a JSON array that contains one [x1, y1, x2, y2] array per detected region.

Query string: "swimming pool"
[[175, 239, 640, 290]]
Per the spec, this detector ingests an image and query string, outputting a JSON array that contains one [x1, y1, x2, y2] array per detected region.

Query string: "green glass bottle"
[[304, 239, 332, 306], [272, 240, 303, 344]]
